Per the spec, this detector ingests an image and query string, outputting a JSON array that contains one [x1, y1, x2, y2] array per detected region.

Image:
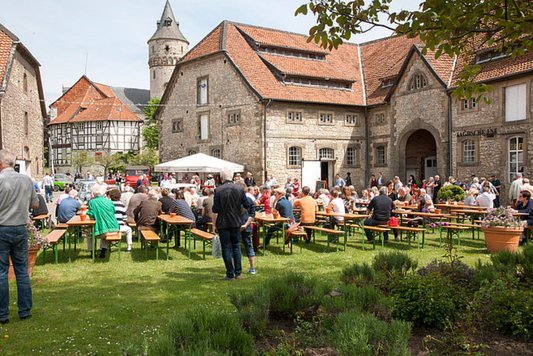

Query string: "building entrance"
[[405, 129, 437, 182]]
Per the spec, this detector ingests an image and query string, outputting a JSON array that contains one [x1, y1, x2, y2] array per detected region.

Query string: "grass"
[[0, 227, 496, 354]]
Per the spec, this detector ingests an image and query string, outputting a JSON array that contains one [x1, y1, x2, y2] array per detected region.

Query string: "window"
[[227, 110, 241, 124], [211, 148, 221, 159], [509, 137, 524, 182], [96, 122, 103, 130], [409, 74, 427, 90], [153, 71, 156, 79], [188, 150, 197, 156], [287, 111, 302, 123], [23, 73, 28, 93], [288, 146, 302, 167], [346, 147, 357, 166], [463, 140, 476, 163], [505, 84, 526, 122], [197, 77, 208, 105], [319, 112, 333, 124], [376, 146, 386, 165], [199, 114, 209, 140], [24, 112, 28, 136], [375, 113, 386, 125], [95, 152, 102, 162], [319, 148, 334, 160], [172, 118, 183, 133], [462, 98, 476, 110], [345, 114, 357, 126]]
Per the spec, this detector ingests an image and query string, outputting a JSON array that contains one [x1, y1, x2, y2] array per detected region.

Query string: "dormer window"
[[409, 74, 427, 91], [379, 77, 396, 88], [476, 48, 508, 64], [164, 17, 172, 27]]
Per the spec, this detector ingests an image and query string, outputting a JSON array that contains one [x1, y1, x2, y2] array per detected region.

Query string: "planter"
[[8, 246, 40, 280], [481, 226, 523, 253]]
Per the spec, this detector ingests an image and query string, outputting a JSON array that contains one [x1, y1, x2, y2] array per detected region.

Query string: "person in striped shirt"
[[108, 188, 133, 252]]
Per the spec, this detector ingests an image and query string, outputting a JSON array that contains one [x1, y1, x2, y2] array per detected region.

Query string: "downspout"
[[264, 99, 272, 183], [0, 92, 3, 149], [364, 106, 369, 186], [447, 93, 453, 177]]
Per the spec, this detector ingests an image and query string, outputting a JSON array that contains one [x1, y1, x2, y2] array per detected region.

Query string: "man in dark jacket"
[[212, 167, 251, 280], [134, 190, 162, 242], [516, 190, 533, 245], [364, 187, 394, 242]]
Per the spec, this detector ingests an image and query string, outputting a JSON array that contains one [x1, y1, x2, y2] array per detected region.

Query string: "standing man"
[[0, 149, 39, 323], [509, 173, 523, 208], [433, 175, 442, 201], [212, 167, 251, 281], [335, 174, 345, 187], [491, 174, 502, 208], [345, 172, 352, 187], [42, 172, 54, 203], [244, 172, 256, 187], [377, 172, 384, 187], [393, 176, 403, 193]]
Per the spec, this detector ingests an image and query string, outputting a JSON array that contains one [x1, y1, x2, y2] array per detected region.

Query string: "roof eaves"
[[357, 45, 367, 106], [447, 67, 533, 92], [260, 97, 366, 108], [0, 41, 17, 93]]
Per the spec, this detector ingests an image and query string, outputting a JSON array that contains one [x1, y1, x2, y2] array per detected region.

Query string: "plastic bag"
[[212, 234, 222, 259]]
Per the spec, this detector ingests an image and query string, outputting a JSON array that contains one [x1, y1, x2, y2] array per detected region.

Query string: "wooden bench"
[[42, 229, 67, 264], [440, 225, 470, 246], [353, 225, 391, 250], [448, 222, 482, 240], [127, 221, 138, 241], [105, 232, 122, 261], [141, 230, 160, 261], [33, 213, 52, 231], [304, 226, 345, 252], [379, 225, 426, 250], [190, 228, 215, 259]]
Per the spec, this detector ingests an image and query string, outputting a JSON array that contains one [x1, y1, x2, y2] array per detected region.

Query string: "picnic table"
[[158, 214, 195, 260], [254, 213, 289, 255], [66, 215, 96, 262]]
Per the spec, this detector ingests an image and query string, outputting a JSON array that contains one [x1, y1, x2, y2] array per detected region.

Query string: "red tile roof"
[[173, 21, 533, 107], [0, 27, 14, 87], [49, 75, 142, 125]]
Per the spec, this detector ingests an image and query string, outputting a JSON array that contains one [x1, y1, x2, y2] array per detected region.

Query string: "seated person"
[[409, 188, 421, 205], [397, 187, 412, 203], [316, 188, 331, 208], [261, 188, 294, 248], [196, 188, 214, 231], [326, 188, 345, 228], [158, 188, 174, 214], [476, 186, 495, 208], [108, 188, 133, 252], [464, 188, 478, 206], [364, 187, 394, 242], [170, 190, 196, 221], [516, 190, 533, 226], [407, 197, 430, 227], [134, 190, 163, 237], [31, 189, 49, 229], [57, 189, 81, 223], [293, 186, 318, 242], [87, 184, 120, 258], [256, 186, 271, 214], [420, 188, 433, 207]]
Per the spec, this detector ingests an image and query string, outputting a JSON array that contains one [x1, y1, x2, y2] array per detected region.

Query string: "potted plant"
[[437, 185, 466, 203], [8, 217, 49, 280], [480, 206, 524, 253]]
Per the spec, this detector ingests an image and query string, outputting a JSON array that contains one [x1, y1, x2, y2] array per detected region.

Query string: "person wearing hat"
[[204, 174, 215, 187], [491, 174, 502, 208]]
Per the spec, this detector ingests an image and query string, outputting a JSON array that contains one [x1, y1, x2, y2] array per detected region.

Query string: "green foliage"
[[95, 152, 121, 178], [389, 272, 458, 328], [129, 148, 159, 167], [519, 243, 533, 281], [296, 0, 533, 100], [68, 150, 95, 173], [142, 97, 161, 150], [341, 262, 378, 286], [322, 284, 391, 316], [125, 308, 254, 356], [332, 311, 412, 356], [417, 259, 477, 286], [437, 185, 465, 202], [372, 251, 418, 276]]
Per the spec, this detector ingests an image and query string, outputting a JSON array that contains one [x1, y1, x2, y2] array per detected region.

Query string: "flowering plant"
[[480, 206, 523, 229], [27, 217, 49, 249]]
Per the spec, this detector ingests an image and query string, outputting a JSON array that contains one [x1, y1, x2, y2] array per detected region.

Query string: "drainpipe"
[[0, 92, 3, 149], [447, 93, 453, 177], [364, 106, 369, 186], [264, 99, 272, 183]]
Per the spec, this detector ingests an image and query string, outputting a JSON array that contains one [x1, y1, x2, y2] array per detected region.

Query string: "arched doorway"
[[405, 130, 437, 182]]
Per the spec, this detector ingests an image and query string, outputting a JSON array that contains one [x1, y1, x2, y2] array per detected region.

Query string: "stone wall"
[[1, 50, 44, 179]]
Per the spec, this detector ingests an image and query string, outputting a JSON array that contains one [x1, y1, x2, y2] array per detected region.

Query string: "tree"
[[96, 152, 121, 179], [142, 97, 161, 150], [129, 148, 159, 168], [296, 0, 533, 100], [69, 151, 95, 174]]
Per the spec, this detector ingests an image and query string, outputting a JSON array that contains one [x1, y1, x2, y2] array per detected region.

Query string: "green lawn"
[[0, 228, 495, 355]]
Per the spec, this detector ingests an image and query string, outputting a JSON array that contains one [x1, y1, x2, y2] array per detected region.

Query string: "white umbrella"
[[154, 153, 245, 173]]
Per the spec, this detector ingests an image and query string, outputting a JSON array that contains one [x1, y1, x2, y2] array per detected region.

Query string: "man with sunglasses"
[[515, 190, 533, 246]]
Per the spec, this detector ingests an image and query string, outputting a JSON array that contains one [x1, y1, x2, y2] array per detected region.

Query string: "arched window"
[[509, 137, 524, 182], [376, 146, 386, 165], [288, 146, 301, 166], [188, 150, 197, 156], [319, 148, 334, 160], [409, 74, 427, 90], [463, 140, 476, 163], [211, 148, 221, 159]]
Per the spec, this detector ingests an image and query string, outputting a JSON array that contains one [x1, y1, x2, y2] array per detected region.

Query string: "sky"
[[1, 0, 421, 104]]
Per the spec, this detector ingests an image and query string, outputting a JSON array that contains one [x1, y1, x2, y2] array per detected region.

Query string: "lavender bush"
[[480, 206, 523, 229]]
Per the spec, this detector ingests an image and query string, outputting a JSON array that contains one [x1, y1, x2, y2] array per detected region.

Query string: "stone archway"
[[404, 129, 437, 182]]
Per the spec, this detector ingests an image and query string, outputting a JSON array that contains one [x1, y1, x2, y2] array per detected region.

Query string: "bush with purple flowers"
[[480, 206, 523, 228], [27, 216, 49, 249]]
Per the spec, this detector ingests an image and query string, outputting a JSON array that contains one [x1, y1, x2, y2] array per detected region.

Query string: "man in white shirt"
[[42, 172, 54, 203], [183, 187, 193, 207], [509, 173, 523, 208], [246, 186, 256, 202], [476, 186, 495, 208], [394, 176, 403, 193], [316, 189, 330, 208], [190, 187, 200, 206]]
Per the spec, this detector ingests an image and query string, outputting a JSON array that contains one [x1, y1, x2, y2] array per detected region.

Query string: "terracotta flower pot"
[[272, 212, 280, 219], [8, 245, 40, 280], [482, 226, 523, 253], [325, 207, 332, 213]]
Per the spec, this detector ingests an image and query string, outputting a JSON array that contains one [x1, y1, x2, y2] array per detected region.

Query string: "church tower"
[[148, 0, 189, 99]]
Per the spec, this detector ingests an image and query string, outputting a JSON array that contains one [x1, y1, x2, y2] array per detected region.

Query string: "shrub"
[[418, 259, 477, 286], [124, 308, 254, 356], [332, 311, 412, 356], [341, 262, 378, 286], [437, 185, 465, 202], [373, 251, 418, 275], [389, 272, 458, 328], [322, 284, 391, 316], [518, 243, 533, 281]]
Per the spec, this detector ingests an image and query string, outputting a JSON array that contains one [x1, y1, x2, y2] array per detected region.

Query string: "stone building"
[[157, 20, 533, 201], [148, 0, 189, 99], [0, 23, 46, 178], [48, 75, 149, 173]]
